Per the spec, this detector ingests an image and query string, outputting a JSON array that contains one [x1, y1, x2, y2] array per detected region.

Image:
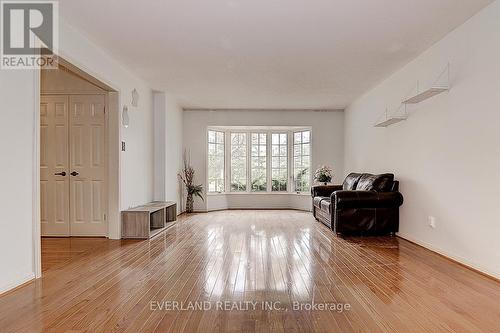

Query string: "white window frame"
[[207, 127, 312, 195], [292, 129, 312, 193], [250, 132, 268, 192], [270, 131, 289, 192], [207, 129, 225, 193], [229, 132, 247, 192]]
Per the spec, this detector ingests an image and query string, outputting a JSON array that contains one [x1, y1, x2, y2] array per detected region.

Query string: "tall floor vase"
[[186, 193, 194, 213]]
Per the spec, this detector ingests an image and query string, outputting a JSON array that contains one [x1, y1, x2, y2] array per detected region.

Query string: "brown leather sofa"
[[311, 173, 403, 236]]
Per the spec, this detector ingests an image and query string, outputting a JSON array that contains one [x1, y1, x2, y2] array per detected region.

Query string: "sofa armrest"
[[333, 190, 403, 209], [311, 185, 343, 198]]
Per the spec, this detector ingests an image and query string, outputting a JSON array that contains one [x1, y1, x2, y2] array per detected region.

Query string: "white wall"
[[57, 20, 155, 214], [0, 70, 37, 293], [153, 94, 166, 201], [0, 18, 164, 293], [183, 109, 344, 211], [207, 193, 313, 211], [153, 92, 184, 211], [344, 0, 500, 278]]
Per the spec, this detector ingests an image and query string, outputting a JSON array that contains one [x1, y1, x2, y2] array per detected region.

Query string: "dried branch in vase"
[[178, 150, 204, 213]]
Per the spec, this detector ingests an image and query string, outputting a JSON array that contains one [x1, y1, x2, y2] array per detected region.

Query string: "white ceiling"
[[60, 0, 492, 109]]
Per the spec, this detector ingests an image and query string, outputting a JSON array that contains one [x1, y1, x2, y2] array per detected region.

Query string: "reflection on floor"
[[0, 210, 499, 332], [41, 237, 110, 272]]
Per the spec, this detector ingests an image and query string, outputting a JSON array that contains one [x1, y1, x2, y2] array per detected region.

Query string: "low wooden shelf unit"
[[121, 201, 177, 239]]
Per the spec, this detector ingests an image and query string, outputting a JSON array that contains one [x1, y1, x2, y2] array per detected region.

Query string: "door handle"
[[70, 171, 79, 176], [54, 171, 66, 176]]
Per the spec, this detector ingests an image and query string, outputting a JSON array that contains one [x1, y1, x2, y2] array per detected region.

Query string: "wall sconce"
[[122, 105, 130, 128], [131, 88, 139, 107]]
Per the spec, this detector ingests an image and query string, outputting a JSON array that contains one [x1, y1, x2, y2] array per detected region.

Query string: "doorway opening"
[[37, 58, 120, 273]]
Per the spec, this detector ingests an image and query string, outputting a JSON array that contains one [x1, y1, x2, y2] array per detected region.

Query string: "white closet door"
[[40, 95, 70, 236], [69, 95, 107, 236]]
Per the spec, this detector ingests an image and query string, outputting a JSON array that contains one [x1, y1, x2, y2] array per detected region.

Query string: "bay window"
[[207, 130, 225, 192], [271, 133, 287, 191], [230, 133, 247, 191], [207, 127, 311, 194], [251, 133, 267, 191], [293, 130, 311, 192]]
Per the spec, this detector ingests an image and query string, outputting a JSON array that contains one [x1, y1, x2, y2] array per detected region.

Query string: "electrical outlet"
[[428, 216, 436, 229], [121, 141, 126, 151]]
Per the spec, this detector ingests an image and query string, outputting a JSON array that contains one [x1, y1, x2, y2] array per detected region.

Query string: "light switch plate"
[[428, 216, 436, 228]]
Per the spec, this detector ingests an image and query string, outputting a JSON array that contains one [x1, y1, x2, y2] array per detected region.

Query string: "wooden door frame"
[[33, 56, 121, 278]]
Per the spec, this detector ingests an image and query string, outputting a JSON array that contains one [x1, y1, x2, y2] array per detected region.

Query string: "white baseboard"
[[0, 272, 35, 295], [397, 233, 499, 281]]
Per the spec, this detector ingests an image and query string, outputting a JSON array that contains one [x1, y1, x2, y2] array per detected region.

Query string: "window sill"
[[207, 192, 310, 196]]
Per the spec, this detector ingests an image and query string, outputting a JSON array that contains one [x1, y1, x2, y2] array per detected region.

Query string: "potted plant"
[[178, 151, 204, 213], [314, 165, 333, 185]]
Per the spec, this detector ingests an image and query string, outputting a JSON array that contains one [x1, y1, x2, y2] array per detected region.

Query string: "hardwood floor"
[[1, 210, 499, 332]]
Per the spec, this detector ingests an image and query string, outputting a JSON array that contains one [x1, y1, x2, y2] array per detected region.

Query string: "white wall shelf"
[[403, 64, 450, 105], [374, 105, 408, 128], [375, 63, 450, 128], [374, 115, 407, 127], [403, 86, 448, 104]]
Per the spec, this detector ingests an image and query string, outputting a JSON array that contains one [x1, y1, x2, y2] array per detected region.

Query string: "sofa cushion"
[[320, 199, 331, 213], [313, 196, 328, 208], [356, 173, 395, 192], [342, 173, 363, 190], [311, 185, 342, 198]]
